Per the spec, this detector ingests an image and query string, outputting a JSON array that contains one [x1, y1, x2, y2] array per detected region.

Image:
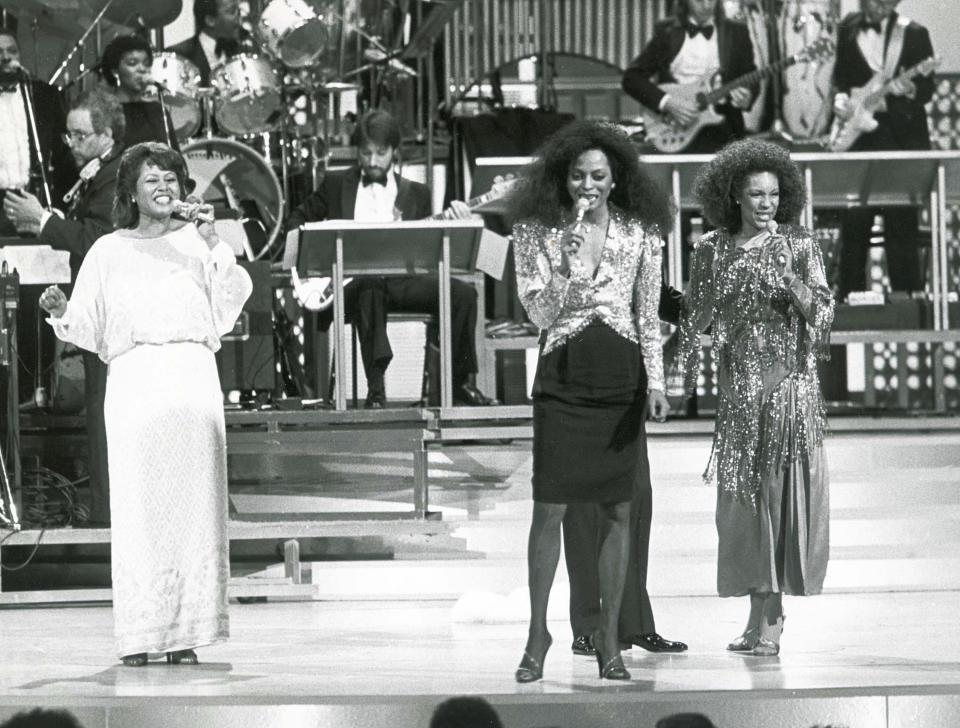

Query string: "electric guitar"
[[293, 175, 519, 312], [642, 37, 836, 153], [821, 56, 940, 153]]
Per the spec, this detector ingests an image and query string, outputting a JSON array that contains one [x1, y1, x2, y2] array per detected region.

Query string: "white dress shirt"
[[670, 31, 721, 85], [353, 170, 400, 222], [0, 86, 32, 190], [198, 32, 223, 72], [857, 16, 890, 74]]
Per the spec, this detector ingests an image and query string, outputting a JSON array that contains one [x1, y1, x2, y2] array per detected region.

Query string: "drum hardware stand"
[[48, 0, 119, 86], [198, 88, 218, 139], [758, 0, 795, 143], [0, 263, 21, 532]]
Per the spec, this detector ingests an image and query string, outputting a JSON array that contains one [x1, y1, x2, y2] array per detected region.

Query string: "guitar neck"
[[427, 187, 503, 220], [703, 54, 801, 106], [868, 59, 934, 106]]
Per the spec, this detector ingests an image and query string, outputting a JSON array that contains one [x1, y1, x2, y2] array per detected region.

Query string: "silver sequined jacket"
[[679, 225, 835, 503], [512, 207, 665, 392]]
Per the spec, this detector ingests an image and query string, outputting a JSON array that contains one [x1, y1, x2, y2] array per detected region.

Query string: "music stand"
[[285, 219, 486, 410]]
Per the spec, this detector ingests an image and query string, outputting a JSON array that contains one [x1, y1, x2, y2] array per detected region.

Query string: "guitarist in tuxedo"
[[286, 109, 497, 409], [167, 0, 242, 86], [832, 0, 935, 298], [622, 0, 757, 154]]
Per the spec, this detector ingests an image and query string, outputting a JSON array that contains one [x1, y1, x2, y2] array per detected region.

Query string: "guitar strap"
[[882, 15, 909, 80]]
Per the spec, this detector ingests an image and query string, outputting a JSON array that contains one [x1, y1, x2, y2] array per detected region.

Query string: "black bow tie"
[[859, 19, 883, 34], [361, 174, 387, 188], [685, 23, 714, 40], [214, 37, 239, 58]]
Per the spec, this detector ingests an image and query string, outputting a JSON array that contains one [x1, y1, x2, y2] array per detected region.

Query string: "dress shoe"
[[453, 382, 499, 406], [624, 632, 688, 653], [121, 653, 148, 667], [592, 631, 630, 680], [515, 633, 552, 683], [364, 390, 385, 409], [571, 634, 596, 656], [166, 649, 198, 665]]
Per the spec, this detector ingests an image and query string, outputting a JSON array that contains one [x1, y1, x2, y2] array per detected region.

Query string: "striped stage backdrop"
[[442, 0, 673, 104]]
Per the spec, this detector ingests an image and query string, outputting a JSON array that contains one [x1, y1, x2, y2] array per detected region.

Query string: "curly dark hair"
[[505, 120, 674, 232], [693, 138, 806, 233], [99, 34, 152, 87], [113, 142, 191, 229]]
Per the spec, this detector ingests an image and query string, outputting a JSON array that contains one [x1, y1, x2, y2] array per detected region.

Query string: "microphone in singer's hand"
[[575, 197, 590, 224], [172, 199, 202, 221], [766, 220, 787, 267]]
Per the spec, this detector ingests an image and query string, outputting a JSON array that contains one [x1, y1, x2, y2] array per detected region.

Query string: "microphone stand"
[[18, 71, 53, 207], [153, 83, 175, 148]]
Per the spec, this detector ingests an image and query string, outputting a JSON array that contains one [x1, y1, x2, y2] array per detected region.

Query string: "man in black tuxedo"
[[563, 284, 688, 658], [286, 109, 497, 408], [622, 0, 757, 154], [167, 0, 241, 86], [4, 89, 125, 527], [832, 0, 935, 298], [0, 27, 74, 234]]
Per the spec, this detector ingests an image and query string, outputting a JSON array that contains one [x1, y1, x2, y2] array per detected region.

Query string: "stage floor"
[[1, 423, 959, 727]]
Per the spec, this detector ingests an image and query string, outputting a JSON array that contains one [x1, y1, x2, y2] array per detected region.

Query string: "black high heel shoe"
[[121, 653, 148, 667], [592, 631, 630, 680], [515, 633, 552, 683], [166, 649, 199, 665]]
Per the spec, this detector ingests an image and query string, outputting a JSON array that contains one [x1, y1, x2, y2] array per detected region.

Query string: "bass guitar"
[[821, 56, 940, 153], [642, 37, 835, 153]]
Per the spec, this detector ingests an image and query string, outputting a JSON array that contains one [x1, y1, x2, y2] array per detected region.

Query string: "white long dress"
[[50, 224, 252, 657]]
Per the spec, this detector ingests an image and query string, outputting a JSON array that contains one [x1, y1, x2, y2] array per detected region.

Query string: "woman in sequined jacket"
[[507, 121, 673, 682], [682, 139, 834, 656]]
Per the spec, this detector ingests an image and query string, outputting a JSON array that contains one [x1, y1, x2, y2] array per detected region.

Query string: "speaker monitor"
[[216, 260, 274, 392]]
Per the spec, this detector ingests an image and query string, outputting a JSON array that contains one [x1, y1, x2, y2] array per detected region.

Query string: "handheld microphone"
[[574, 197, 590, 224], [767, 220, 787, 267], [171, 199, 201, 220]]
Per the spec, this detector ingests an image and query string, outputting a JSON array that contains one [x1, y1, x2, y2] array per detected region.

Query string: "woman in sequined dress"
[[682, 139, 834, 656], [508, 121, 673, 682]]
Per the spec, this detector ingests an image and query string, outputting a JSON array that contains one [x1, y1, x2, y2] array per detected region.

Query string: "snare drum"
[[257, 0, 331, 68], [181, 138, 284, 261], [148, 52, 202, 141], [211, 54, 282, 137]]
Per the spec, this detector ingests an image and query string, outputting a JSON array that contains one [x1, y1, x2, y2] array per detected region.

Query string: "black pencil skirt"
[[531, 321, 648, 504]]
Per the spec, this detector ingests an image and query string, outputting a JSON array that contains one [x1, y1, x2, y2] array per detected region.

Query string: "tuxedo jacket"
[[622, 16, 758, 138], [19, 80, 76, 204], [39, 149, 122, 273], [832, 12, 934, 151], [286, 166, 432, 230]]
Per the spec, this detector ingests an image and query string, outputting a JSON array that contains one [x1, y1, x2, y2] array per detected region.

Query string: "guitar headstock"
[[917, 56, 942, 76]]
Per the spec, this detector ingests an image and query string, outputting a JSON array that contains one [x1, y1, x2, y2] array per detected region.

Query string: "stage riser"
[[2, 695, 958, 728]]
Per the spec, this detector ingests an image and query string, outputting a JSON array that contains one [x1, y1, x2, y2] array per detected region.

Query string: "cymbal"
[[104, 0, 182, 29]]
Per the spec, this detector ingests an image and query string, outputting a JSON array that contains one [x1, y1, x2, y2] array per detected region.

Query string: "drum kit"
[[136, 0, 381, 261]]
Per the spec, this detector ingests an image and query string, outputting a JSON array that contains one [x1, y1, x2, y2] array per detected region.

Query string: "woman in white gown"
[[40, 142, 252, 666]]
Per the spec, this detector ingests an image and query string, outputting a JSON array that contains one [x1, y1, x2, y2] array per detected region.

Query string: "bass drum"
[[181, 138, 284, 261]]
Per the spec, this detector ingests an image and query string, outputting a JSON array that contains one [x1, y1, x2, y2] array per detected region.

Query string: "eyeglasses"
[[61, 130, 97, 146]]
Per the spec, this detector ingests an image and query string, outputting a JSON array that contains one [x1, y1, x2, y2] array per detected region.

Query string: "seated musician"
[[167, 0, 242, 87], [0, 26, 74, 235], [4, 89, 126, 527], [832, 0, 935, 299], [621, 0, 757, 154], [286, 109, 498, 409]]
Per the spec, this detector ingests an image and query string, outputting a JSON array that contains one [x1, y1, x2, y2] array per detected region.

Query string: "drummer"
[[99, 34, 180, 151], [167, 0, 242, 86]]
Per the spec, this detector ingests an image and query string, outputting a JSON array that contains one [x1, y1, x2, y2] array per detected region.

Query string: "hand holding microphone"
[[766, 220, 795, 283], [558, 198, 591, 275]]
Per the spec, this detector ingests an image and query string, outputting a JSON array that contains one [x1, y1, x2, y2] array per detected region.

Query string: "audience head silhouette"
[[429, 696, 504, 728]]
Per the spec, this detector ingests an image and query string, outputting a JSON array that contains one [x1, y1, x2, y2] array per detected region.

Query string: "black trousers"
[[562, 403, 656, 637], [340, 275, 479, 389], [82, 350, 110, 524], [839, 206, 921, 298]]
